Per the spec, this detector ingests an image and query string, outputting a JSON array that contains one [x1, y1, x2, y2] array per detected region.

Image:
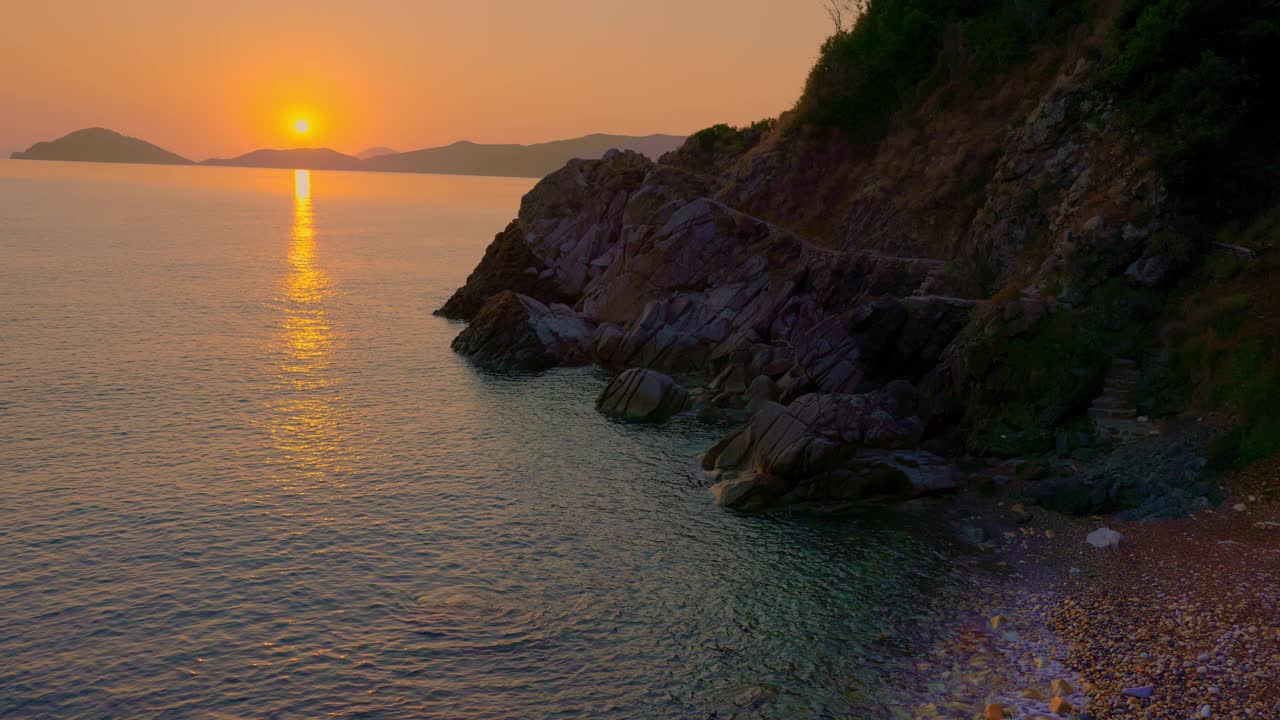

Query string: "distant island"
[[10, 128, 193, 166], [10, 128, 686, 179]]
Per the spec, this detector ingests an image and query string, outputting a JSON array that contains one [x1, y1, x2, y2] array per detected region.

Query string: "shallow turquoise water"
[[0, 160, 970, 719]]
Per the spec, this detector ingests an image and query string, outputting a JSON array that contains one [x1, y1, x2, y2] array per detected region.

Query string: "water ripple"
[[0, 161, 980, 719]]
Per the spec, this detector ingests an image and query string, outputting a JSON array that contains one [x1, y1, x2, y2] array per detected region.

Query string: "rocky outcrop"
[[595, 368, 691, 422], [437, 45, 1189, 511], [450, 291, 595, 370]]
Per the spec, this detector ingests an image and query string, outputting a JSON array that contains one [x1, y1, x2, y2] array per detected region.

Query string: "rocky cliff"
[[437, 4, 1278, 514]]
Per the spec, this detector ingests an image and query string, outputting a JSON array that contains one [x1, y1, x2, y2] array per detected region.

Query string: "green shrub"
[[689, 119, 776, 154], [666, 119, 777, 173]]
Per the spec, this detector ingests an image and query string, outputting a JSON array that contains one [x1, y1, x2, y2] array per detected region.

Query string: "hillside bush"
[[799, 0, 1085, 138]]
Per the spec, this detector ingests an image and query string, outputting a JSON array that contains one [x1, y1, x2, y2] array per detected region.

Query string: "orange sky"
[[1, 1, 831, 160]]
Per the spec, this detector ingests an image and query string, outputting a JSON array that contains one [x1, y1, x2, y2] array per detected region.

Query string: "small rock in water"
[[1050, 678, 1074, 696], [1049, 695, 1073, 715], [1021, 685, 1047, 700], [1121, 685, 1155, 699], [984, 703, 1006, 720], [989, 615, 1007, 630], [1086, 527, 1123, 549]]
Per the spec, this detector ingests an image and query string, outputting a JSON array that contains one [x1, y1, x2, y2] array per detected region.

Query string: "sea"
[[0, 159, 978, 719]]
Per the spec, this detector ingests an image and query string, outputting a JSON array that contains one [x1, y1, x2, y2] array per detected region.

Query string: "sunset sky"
[[2, 1, 832, 160]]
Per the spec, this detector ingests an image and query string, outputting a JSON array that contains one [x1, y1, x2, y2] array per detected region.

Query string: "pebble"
[[1121, 685, 1155, 698]]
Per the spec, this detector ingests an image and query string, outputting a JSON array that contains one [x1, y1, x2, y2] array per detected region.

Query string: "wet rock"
[[1049, 695, 1073, 715], [708, 473, 789, 512], [702, 392, 955, 510], [1028, 422, 1224, 519], [595, 368, 691, 422], [450, 291, 596, 370], [984, 703, 1006, 720]]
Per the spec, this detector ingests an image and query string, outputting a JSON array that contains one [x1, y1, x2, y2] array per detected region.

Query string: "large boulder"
[[596, 368, 692, 422], [450, 291, 595, 371], [435, 220, 573, 320]]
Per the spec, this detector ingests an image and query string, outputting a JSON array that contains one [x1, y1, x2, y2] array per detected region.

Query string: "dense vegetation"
[[801, 0, 1279, 215], [799, 0, 1086, 139]]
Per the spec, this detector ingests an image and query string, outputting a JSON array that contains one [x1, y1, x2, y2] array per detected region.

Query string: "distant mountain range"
[[10, 128, 687, 178], [356, 146, 398, 160], [202, 147, 362, 171], [363, 135, 685, 177]]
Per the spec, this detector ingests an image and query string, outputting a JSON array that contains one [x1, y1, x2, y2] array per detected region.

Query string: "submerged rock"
[[450, 291, 595, 371], [596, 368, 691, 422]]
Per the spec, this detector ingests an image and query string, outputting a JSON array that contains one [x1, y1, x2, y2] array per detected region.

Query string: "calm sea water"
[[0, 160, 974, 719]]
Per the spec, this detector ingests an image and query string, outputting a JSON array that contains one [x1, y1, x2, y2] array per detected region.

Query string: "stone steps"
[[1092, 395, 1131, 410], [1089, 406, 1139, 420], [1090, 360, 1146, 441]]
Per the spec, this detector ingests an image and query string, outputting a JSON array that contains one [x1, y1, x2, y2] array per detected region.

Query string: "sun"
[[294, 119, 310, 134]]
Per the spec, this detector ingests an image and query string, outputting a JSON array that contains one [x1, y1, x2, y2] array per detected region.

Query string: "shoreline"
[[894, 456, 1280, 719]]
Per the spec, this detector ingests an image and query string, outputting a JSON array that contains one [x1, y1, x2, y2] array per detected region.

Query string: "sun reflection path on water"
[[268, 169, 361, 487]]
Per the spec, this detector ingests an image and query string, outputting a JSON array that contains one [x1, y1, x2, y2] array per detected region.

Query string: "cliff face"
[[437, 15, 1266, 514]]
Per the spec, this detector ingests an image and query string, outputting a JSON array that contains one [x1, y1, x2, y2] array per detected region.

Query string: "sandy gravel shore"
[[894, 455, 1280, 719]]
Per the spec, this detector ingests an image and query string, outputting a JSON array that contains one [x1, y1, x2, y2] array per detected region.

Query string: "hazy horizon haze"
[[2, 1, 832, 159]]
